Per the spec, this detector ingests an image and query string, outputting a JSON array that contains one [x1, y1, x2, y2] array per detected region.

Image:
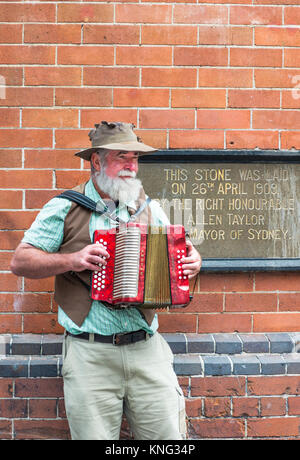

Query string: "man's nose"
[[124, 161, 137, 171]]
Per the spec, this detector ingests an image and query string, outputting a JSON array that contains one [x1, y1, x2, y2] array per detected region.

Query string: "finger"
[[89, 244, 110, 258]]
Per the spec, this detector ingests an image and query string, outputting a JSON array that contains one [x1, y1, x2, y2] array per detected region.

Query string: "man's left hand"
[[181, 240, 202, 279]]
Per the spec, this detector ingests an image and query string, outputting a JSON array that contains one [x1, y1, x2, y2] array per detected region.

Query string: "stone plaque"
[[139, 155, 300, 262]]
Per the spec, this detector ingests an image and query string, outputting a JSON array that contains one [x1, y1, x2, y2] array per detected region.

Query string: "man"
[[11, 121, 201, 440]]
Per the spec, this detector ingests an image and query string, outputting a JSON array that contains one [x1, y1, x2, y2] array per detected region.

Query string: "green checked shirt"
[[22, 178, 170, 336]]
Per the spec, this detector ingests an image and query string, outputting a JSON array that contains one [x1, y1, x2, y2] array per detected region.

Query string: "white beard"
[[95, 168, 142, 204]]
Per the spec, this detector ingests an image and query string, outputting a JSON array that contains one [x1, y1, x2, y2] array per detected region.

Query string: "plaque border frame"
[[139, 150, 300, 272]]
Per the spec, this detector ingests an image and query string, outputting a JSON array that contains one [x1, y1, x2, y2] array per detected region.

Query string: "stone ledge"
[[173, 353, 300, 376], [1, 332, 299, 356]]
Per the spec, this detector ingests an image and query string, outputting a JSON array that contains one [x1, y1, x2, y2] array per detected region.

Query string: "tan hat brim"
[[75, 141, 157, 161]]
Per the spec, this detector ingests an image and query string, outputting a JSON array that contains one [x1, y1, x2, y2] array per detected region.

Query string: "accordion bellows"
[[91, 223, 190, 309]]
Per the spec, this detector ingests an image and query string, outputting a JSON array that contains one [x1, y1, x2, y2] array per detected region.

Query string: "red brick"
[[14, 419, 70, 440], [197, 110, 250, 129], [198, 68, 252, 88], [114, 89, 169, 108], [24, 149, 79, 169], [157, 313, 197, 333], [54, 129, 89, 149], [57, 46, 114, 65], [232, 397, 259, 417], [174, 47, 228, 66], [253, 313, 300, 332], [25, 190, 65, 210], [25, 67, 81, 87], [29, 399, 57, 419], [172, 89, 226, 108], [281, 131, 300, 149], [0, 380, 13, 398], [139, 109, 195, 129], [142, 68, 197, 88], [0, 24, 22, 43], [0, 67, 22, 86], [24, 277, 55, 293], [0, 3, 55, 22], [228, 90, 280, 108], [200, 273, 254, 292], [282, 91, 300, 109], [0, 420, 12, 440], [0, 314, 22, 333], [191, 376, 246, 397], [84, 25, 140, 44], [24, 24, 81, 44], [142, 25, 197, 45], [226, 130, 279, 149], [0, 293, 51, 313], [0, 149, 22, 168], [173, 5, 228, 24], [284, 7, 300, 25], [255, 27, 300, 47], [15, 379, 64, 398], [55, 170, 90, 189], [185, 398, 202, 418], [0, 46, 55, 65], [0, 108, 19, 127], [0, 253, 13, 271], [197, 313, 252, 333], [0, 170, 52, 189], [253, 110, 300, 129], [248, 376, 300, 396], [288, 397, 300, 415], [0, 211, 37, 230], [0, 273, 22, 291], [204, 397, 231, 417], [199, 26, 252, 45], [23, 314, 63, 334], [225, 293, 277, 312], [169, 130, 224, 149], [134, 129, 167, 150], [0, 129, 52, 148], [247, 417, 299, 438], [81, 109, 138, 128], [189, 419, 245, 439], [23, 109, 78, 129], [83, 67, 139, 86], [255, 69, 300, 88], [0, 399, 27, 418], [231, 47, 282, 67], [55, 88, 112, 107], [117, 46, 172, 66], [182, 293, 223, 313], [116, 4, 172, 24], [261, 397, 286, 416], [57, 3, 113, 23], [279, 293, 300, 311], [0, 231, 23, 250], [0, 88, 53, 107], [284, 48, 300, 68], [230, 5, 282, 25]]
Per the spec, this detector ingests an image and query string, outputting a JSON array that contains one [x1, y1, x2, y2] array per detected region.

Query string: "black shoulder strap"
[[56, 190, 152, 220], [56, 190, 108, 215]]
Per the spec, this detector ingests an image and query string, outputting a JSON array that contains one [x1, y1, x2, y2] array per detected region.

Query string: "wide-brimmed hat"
[[75, 121, 157, 160]]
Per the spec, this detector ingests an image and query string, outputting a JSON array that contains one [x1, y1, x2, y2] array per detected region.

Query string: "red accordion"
[[91, 223, 190, 309]]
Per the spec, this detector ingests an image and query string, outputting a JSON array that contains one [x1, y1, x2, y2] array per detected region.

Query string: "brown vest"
[[54, 182, 155, 327]]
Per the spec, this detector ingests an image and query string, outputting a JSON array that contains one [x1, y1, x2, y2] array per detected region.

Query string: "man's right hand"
[[69, 243, 110, 272]]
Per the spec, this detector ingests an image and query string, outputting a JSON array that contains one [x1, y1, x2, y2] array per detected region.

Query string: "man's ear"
[[91, 152, 101, 172]]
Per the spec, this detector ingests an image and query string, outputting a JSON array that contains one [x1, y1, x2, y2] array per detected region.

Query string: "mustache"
[[117, 170, 136, 178]]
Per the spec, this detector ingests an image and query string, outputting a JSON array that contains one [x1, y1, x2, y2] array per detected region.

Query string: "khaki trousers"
[[62, 332, 186, 440]]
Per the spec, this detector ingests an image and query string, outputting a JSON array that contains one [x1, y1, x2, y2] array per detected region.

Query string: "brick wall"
[[1, 0, 300, 440]]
